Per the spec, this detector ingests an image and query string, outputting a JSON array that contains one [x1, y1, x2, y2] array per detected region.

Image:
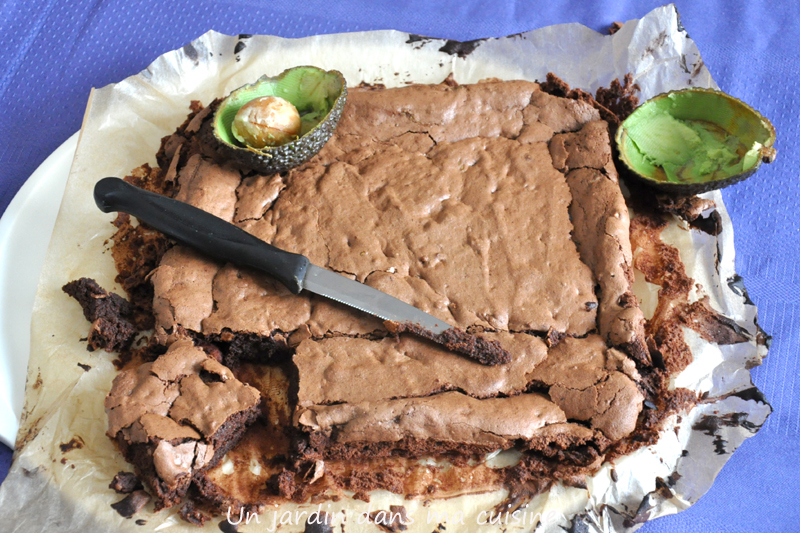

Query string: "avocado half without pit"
[[210, 66, 347, 174], [615, 88, 776, 194]]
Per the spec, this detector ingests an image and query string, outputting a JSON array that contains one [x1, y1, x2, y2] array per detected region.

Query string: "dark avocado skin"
[[623, 164, 759, 195], [206, 70, 347, 175]]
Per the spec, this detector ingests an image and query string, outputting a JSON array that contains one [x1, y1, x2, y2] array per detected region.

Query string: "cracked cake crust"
[[147, 78, 648, 462], [151, 81, 610, 344], [98, 76, 661, 515], [104, 340, 261, 510]]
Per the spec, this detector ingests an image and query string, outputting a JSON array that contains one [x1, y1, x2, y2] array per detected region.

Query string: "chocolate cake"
[[92, 76, 673, 516], [104, 340, 261, 510]]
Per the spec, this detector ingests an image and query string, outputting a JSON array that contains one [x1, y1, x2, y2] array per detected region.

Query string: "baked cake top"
[[147, 79, 647, 456], [105, 340, 260, 444], [151, 81, 613, 341]]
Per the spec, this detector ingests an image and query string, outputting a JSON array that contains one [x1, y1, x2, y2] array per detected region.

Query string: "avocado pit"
[[231, 95, 302, 148]]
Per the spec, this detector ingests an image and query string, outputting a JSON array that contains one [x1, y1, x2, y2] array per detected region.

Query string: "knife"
[[93, 178, 509, 365]]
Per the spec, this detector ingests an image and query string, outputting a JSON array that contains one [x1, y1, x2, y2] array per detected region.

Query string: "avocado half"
[[615, 88, 776, 195], [210, 66, 347, 174]]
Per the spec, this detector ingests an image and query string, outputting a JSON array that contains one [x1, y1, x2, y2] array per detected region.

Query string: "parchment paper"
[[0, 4, 771, 532]]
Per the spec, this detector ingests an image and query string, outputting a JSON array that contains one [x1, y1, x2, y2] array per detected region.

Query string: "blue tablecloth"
[[1, 1, 798, 531]]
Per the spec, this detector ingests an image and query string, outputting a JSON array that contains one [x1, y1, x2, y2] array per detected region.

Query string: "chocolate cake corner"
[[104, 339, 261, 510]]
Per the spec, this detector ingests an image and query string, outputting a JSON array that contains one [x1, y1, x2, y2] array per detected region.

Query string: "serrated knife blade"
[[302, 264, 448, 334]]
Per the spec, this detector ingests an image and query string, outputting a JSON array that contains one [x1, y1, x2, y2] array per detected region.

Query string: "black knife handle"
[[94, 177, 309, 294]]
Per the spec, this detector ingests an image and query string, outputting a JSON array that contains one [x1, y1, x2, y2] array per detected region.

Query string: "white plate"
[[0, 132, 77, 448]]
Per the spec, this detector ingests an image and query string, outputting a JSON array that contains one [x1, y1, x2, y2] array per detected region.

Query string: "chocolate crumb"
[[610, 468, 618, 482], [77, 362, 91, 371], [689, 211, 723, 236], [608, 21, 624, 35], [384, 321, 510, 365], [654, 476, 674, 498], [656, 194, 714, 221], [438, 39, 483, 58], [62, 278, 137, 353], [369, 505, 410, 532], [219, 519, 238, 533], [110, 490, 150, 518], [180, 502, 209, 526], [756, 327, 772, 349], [135, 519, 147, 525], [541, 72, 639, 128], [679, 299, 749, 345], [622, 494, 657, 528], [594, 73, 640, 124], [656, 195, 722, 236], [494, 479, 551, 516], [442, 73, 458, 87], [59, 437, 84, 453], [62, 278, 134, 324], [304, 511, 334, 533], [539, 72, 570, 97], [545, 328, 566, 348], [267, 469, 297, 499], [356, 81, 387, 91], [109, 471, 143, 494]]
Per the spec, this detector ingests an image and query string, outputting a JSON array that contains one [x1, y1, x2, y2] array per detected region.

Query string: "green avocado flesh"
[[619, 91, 771, 184], [215, 67, 342, 148]]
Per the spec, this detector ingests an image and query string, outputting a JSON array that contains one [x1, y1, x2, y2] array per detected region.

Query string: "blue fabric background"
[[1, 1, 798, 531]]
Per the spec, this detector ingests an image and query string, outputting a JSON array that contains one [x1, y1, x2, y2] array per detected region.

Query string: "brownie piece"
[[105, 340, 261, 510], [63, 278, 137, 352], [296, 392, 590, 458], [109, 471, 143, 493], [550, 121, 649, 365], [294, 334, 642, 459], [110, 490, 151, 518]]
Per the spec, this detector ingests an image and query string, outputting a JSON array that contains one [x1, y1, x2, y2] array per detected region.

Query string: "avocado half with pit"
[[615, 88, 776, 195], [210, 66, 347, 174]]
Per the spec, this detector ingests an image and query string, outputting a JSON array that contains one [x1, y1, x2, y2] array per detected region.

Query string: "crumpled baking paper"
[[0, 4, 771, 532]]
